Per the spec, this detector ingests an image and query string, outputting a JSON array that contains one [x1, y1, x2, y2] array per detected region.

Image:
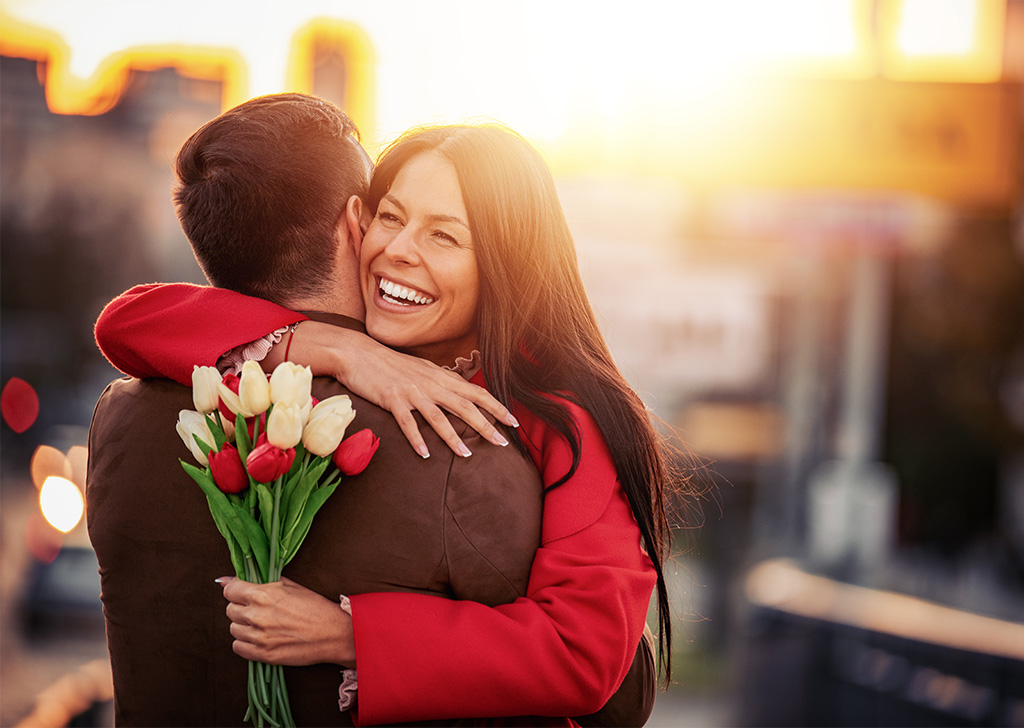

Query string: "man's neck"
[[280, 292, 364, 323]]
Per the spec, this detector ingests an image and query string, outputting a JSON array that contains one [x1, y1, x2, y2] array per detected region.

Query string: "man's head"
[[174, 93, 372, 305]]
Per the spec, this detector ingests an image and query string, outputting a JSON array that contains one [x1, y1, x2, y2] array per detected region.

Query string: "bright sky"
[[0, 0, 1006, 192]]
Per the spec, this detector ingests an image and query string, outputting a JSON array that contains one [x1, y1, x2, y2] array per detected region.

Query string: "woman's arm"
[[94, 283, 516, 456], [95, 283, 306, 382], [278, 322, 515, 456], [221, 400, 655, 723], [351, 400, 656, 723]]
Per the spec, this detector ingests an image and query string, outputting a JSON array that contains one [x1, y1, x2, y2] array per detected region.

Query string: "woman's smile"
[[361, 150, 480, 366], [376, 275, 436, 307]]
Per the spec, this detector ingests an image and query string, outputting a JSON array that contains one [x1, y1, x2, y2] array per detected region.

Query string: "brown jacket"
[[87, 367, 543, 726]]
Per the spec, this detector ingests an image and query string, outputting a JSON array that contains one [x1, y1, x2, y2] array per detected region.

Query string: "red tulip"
[[246, 411, 268, 442], [218, 372, 241, 421], [209, 443, 248, 494], [246, 434, 296, 483], [332, 429, 379, 476]]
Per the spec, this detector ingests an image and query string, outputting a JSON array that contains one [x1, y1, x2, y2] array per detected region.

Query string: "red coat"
[[94, 283, 657, 725]]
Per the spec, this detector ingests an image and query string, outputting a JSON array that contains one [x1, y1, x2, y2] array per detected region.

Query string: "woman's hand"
[[273, 322, 519, 459], [219, 577, 356, 668]]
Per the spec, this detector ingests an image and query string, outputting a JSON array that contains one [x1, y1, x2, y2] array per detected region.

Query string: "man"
[[86, 94, 544, 726]]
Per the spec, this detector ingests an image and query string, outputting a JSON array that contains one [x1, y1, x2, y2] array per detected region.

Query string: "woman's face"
[[360, 150, 480, 366]]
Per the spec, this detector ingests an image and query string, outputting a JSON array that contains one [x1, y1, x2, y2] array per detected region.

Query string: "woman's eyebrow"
[[384, 193, 469, 230], [425, 213, 469, 230]]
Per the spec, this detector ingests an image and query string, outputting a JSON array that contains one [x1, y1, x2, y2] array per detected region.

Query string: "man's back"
[[87, 374, 542, 726]]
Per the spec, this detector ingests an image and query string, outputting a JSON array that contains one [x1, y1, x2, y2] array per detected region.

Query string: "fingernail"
[[506, 414, 520, 428], [493, 432, 509, 447], [457, 442, 472, 458], [417, 444, 430, 459], [215, 577, 231, 585]]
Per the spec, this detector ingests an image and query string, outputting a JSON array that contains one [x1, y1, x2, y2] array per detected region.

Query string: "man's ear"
[[344, 195, 369, 258]]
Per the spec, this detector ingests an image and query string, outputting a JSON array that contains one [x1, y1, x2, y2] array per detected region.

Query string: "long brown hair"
[[369, 124, 682, 683]]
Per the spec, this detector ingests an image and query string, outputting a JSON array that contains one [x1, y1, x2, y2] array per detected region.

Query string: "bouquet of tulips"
[[176, 360, 379, 728]]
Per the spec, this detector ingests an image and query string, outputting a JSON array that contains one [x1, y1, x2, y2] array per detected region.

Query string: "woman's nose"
[[383, 227, 420, 265]]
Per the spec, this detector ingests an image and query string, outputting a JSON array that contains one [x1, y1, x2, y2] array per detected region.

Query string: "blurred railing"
[[738, 559, 1024, 727]]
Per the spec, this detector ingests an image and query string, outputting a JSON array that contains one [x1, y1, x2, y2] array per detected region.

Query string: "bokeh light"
[[30, 445, 73, 489], [39, 476, 85, 534], [1, 377, 40, 433]]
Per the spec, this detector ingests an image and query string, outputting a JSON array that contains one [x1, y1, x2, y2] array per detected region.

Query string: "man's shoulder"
[[92, 376, 192, 422], [96, 375, 192, 403]]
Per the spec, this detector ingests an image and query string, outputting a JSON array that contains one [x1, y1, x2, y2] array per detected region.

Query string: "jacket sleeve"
[[94, 283, 307, 384], [348, 403, 656, 724]]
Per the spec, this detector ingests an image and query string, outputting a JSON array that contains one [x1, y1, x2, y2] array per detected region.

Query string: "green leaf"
[[232, 504, 270, 582], [188, 469, 255, 561], [235, 412, 251, 454], [181, 460, 247, 576], [281, 459, 331, 546], [255, 482, 274, 533], [224, 531, 246, 578], [282, 480, 338, 566], [193, 433, 213, 459], [205, 413, 227, 450]]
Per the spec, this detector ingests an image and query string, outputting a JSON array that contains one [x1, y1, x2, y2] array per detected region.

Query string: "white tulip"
[[307, 395, 355, 424], [266, 403, 304, 450], [191, 366, 222, 414], [238, 360, 271, 415], [176, 410, 215, 466], [302, 409, 354, 457], [269, 362, 313, 409], [218, 382, 254, 418]]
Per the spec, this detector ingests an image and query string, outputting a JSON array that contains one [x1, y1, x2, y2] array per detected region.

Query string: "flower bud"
[[308, 395, 355, 425], [266, 403, 304, 449], [191, 366, 222, 414], [302, 396, 356, 457], [302, 412, 349, 457], [218, 373, 254, 419], [176, 410, 215, 466], [246, 434, 296, 483], [209, 443, 248, 494], [238, 360, 271, 415], [332, 428, 380, 476], [269, 362, 313, 409]]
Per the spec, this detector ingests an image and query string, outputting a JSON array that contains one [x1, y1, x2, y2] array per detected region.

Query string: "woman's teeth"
[[379, 278, 435, 306]]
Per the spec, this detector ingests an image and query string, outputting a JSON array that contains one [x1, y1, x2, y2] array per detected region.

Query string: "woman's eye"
[[434, 231, 459, 246], [378, 211, 402, 226]]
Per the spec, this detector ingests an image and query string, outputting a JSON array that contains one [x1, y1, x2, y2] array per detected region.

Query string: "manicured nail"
[[215, 577, 231, 585], [492, 432, 509, 447], [457, 442, 472, 458], [417, 444, 430, 459], [506, 414, 520, 428]]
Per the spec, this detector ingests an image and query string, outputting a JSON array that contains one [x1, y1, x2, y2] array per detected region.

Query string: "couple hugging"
[[87, 92, 689, 726]]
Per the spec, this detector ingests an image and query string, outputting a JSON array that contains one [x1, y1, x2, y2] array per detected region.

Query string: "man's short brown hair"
[[174, 93, 371, 304]]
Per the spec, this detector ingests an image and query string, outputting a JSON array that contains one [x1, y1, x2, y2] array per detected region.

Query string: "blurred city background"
[[2, 0, 1023, 725]]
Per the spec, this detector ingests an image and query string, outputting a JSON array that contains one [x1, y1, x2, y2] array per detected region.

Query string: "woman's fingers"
[[433, 392, 510, 450], [391, 406, 431, 459], [417, 401, 473, 458], [458, 383, 519, 430]]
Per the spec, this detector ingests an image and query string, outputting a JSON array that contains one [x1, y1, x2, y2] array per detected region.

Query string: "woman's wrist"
[[274, 320, 361, 383]]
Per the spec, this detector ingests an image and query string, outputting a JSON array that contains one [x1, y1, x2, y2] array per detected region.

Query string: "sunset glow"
[[0, 0, 1009, 202]]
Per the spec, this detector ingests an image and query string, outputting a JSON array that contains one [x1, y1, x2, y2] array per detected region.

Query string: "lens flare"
[[39, 476, 85, 533]]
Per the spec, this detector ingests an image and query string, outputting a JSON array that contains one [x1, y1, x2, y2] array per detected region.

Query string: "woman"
[[96, 124, 689, 724]]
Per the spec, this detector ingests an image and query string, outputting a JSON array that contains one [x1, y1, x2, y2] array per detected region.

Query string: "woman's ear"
[[345, 195, 367, 257]]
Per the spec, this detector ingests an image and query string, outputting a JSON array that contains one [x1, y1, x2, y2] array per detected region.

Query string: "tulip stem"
[[269, 475, 282, 582]]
